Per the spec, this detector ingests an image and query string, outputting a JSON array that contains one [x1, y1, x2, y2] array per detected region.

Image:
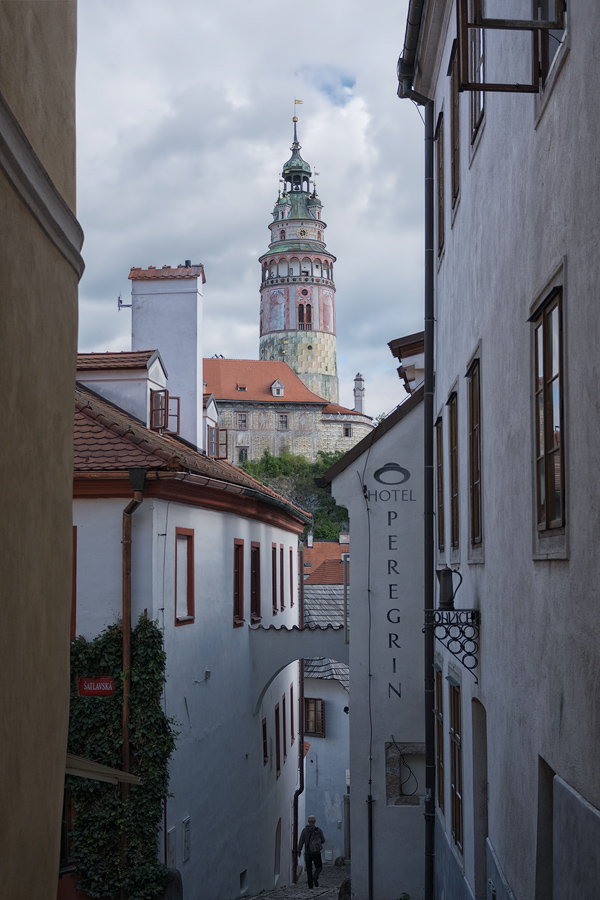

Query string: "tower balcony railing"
[[262, 275, 334, 289]]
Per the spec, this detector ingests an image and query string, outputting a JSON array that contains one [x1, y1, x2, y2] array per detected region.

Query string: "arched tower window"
[[305, 304, 312, 329], [280, 229, 285, 241], [298, 304, 305, 329]]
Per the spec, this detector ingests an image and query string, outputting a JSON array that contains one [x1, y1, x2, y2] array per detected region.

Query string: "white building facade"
[[324, 388, 425, 900], [399, 3, 600, 899]]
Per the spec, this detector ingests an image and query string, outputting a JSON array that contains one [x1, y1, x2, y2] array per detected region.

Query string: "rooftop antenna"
[[117, 292, 132, 312]]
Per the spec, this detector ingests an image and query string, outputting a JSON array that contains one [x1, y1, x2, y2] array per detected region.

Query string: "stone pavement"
[[246, 863, 350, 900]]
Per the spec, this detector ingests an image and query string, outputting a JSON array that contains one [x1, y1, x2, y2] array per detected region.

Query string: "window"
[[289, 548, 294, 607], [282, 694, 287, 759], [449, 682, 463, 851], [435, 669, 445, 811], [150, 389, 180, 434], [469, 25, 485, 141], [290, 683, 295, 744], [217, 428, 228, 459], [305, 304, 312, 329], [448, 392, 459, 550], [275, 704, 281, 777], [343, 426, 352, 438], [280, 229, 286, 241], [435, 113, 445, 255], [237, 413, 247, 430], [449, 42, 460, 209], [435, 418, 445, 553], [71, 526, 77, 641], [250, 543, 261, 621], [280, 545, 285, 611], [468, 360, 482, 547], [208, 426, 218, 458], [539, 0, 566, 86], [298, 303, 305, 329], [533, 289, 564, 531], [175, 528, 195, 625], [272, 543, 278, 614], [305, 698, 325, 737], [238, 447, 248, 463], [262, 718, 268, 765], [278, 414, 288, 431], [233, 539, 244, 627]]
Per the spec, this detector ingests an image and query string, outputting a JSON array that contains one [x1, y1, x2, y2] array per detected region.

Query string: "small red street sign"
[[78, 676, 115, 696]]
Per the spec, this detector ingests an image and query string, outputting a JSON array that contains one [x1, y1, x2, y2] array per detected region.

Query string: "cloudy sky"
[[76, 0, 424, 417]]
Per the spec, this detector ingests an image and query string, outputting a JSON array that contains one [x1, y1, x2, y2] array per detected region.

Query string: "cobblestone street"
[[247, 864, 350, 900]]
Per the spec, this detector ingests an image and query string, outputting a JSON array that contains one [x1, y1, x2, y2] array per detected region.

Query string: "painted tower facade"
[[259, 119, 339, 404]]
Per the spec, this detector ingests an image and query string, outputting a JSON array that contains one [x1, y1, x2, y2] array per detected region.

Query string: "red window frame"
[[289, 548, 294, 607], [280, 545, 285, 611], [233, 539, 244, 627], [272, 543, 278, 614], [275, 704, 281, 777], [282, 694, 287, 759], [290, 683, 295, 745], [262, 718, 268, 766], [175, 528, 195, 626], [251, 542, 261, 622]]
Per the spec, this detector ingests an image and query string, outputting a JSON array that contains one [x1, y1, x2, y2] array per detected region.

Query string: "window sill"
[[467, 543, 484, 565], [533, 527, 568, 561], [175, 616, 195, 626], [233, 619, 245, 628], [251, 615, 262, 624]]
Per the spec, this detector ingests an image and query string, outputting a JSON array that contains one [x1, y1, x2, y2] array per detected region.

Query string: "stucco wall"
[[332, 399, 425, 900], [0, 3, 79, 896], [413, 3, 600, 897]]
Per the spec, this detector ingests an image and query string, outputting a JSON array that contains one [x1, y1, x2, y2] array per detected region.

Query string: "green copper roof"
[[282, 119, 311, 174]]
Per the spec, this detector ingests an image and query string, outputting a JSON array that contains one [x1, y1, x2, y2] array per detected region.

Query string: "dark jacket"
[[298, 824, 325, 854]]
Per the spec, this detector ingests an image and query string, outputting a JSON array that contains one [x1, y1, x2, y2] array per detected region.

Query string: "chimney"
[[353, 372, 365, 414], [129, 264, 206, 449]]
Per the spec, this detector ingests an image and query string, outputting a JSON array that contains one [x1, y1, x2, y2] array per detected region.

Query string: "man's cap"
[[308, 815, 316, 821]]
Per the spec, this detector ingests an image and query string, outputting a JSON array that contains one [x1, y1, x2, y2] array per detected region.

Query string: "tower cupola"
[[259, 118, 339, 404]]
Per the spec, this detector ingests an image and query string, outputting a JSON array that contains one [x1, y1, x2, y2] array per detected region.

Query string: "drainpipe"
[[342, 553, 349, 645], [292, 543, 306, 883], [120, 467, 147, 896], [397, 5, 435, 896]]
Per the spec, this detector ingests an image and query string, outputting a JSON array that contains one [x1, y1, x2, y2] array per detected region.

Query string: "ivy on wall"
[[68, 616, 177, 899]]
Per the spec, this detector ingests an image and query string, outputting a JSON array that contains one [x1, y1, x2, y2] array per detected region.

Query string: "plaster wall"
[[77, 366, 167, 427], [132, 278, 204, 448], [415, 3, 600, 897], [0, 3, 79, 895], [304, 676, 349, 862], [74, 493, 303, 900], [332, 399, 425, 900]]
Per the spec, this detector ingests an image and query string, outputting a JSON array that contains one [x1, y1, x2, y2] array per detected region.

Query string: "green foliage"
[[68, 617, 177, 899], [242, 449, 349, 539]]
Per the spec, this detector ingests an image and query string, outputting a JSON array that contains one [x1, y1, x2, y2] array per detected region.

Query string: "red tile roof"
[[322, 402, 371, 418], [129, 264, 206, 283], [303, 541, 350, 570], [74, 383, 310, 522], [305, 558, 349, 585], [203, 358, 327, 405], [77, 350, 160, 371]]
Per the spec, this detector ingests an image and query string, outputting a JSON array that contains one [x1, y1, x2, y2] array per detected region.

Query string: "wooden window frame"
[[447, 392, 459, 551], [272, 543, 278, 615], [150, 389, 180, 434], [262, 718, 268, 766], [435, 417, 445, 553], [467, 359, 482, 547], [449, 42, 460, 209], [280, 545, 285, 611], [233, 539, 244, 627], [289, 548, 294, 608], [435, 113, 445, 255], [251, 542, 261, 622], [304, 698, 325, 738], [469, 26, 485, 141], [278, 413, 289, 431], [435, 669, 445, 811], [217, 428, 228, 459], [290, 683, 295, 745], [282, 694, 287, 760], [275, 704, 281, 777], [533, 288, 564, 531], [237, 412, 248, 431], [175, 528, 195, 626], [208, 426, 218, 458], [449, 682, 463, 851], [238, 447, 248, 463]]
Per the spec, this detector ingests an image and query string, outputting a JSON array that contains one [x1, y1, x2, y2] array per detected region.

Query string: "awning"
[[65, 753, 142, 785]]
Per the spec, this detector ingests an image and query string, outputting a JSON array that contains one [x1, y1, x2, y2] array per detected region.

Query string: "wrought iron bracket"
[[423, 609, 481, 683]]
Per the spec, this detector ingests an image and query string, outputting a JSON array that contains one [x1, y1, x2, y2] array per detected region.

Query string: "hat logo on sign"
[[373, 463, 410, 485]]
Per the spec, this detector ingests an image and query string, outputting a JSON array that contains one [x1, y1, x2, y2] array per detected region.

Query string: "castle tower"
[[259, 118, 339, 403]]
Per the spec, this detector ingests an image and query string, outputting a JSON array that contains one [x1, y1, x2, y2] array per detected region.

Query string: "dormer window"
[[237, 385, 247, 392], [271, 380, 284, 398]]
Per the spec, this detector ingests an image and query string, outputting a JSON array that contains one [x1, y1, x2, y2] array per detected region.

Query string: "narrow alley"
[[247, 864, 350, 900]]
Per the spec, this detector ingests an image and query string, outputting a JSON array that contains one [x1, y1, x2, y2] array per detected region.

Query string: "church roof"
[[203, 358, 327, 405]]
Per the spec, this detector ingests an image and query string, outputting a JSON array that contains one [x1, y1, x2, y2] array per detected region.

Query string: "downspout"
[[120, 468, 147, 896], [397, 4, 435, 898], [292, 543, 306, 883]]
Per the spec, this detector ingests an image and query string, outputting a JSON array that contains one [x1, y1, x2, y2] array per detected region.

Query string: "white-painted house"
[[70, 264, 352, 899], [323, 385, 425, 900], [399, 3, 600, 899]]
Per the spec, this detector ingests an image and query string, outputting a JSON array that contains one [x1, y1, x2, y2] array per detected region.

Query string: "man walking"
[[297, 814, 325, 888]]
